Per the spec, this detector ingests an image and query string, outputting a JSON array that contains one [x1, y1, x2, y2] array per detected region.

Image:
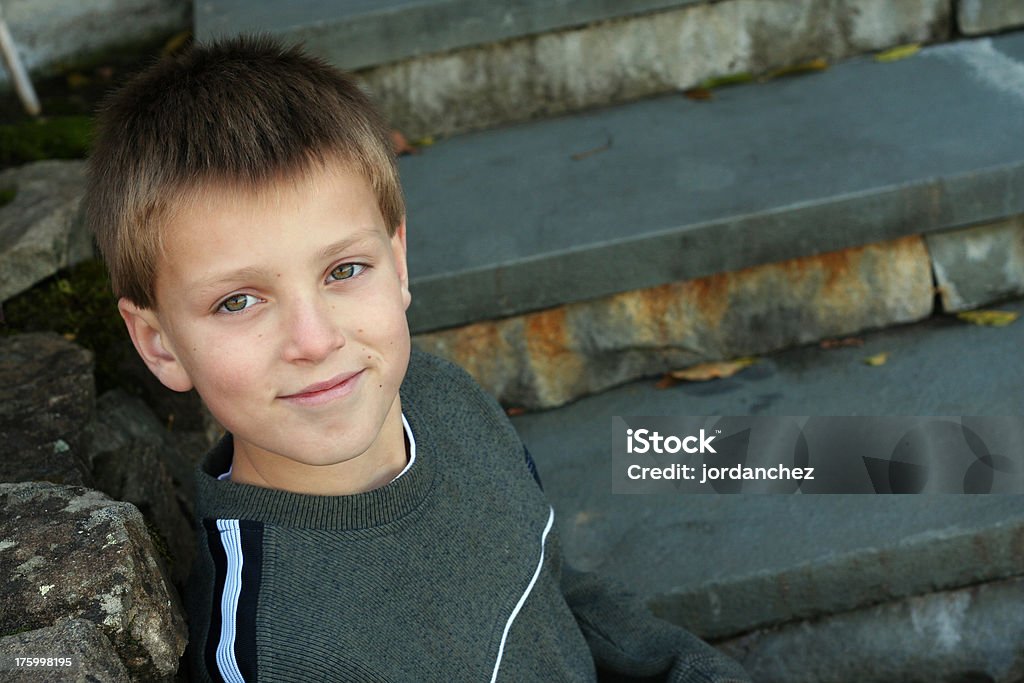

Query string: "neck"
[[229, 406, 409, 496]]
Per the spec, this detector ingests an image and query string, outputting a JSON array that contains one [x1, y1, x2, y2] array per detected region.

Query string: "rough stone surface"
[[513, 299, 1024, 649], [959, 0, 1024, 35], [89, 390, 197, 587], [362, 0, 950, 138], [0, 161, 91, 303], [196, 0, 704, 71], [0, 618, 130, 683], [0, 0, 188, 89], [718, 577, 1024, 683], [927, 216, 1024, 312], [400, 32, 1024, 333], [0, 483, 187, 681], [0, 333, 94, 486], [414, 236, 934, 409]]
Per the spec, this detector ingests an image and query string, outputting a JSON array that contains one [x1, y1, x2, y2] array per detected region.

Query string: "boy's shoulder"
[[402, 348, 506, 422], [403, 347, 479, 394]]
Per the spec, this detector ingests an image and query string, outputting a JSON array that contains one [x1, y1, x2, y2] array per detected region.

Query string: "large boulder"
[[0, 617, 130, 683], [89, 389, 198, 587], [0, 483, 187, 681], [0, 160, 92, 303], [0, 332, 94, 486]]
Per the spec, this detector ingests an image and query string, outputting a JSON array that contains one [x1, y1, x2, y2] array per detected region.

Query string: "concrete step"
[[196, 0, 954, 138], [511, 296, 1024, 677], [195, 0, 702, 72], [400, 31, 1024, 334]]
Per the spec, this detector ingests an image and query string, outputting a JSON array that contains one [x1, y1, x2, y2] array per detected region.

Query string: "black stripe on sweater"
[[235, 520, 264, 682], [203, 518, 227, 683]]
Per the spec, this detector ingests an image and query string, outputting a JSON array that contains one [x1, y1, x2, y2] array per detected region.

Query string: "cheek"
[[184, 337, 270, 401]]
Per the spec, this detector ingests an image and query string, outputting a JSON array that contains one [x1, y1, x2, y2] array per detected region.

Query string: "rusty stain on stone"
[[524, 307, 589, 405], [525, 307, 573, 359], [685, 271, 732, 329], [413, 233, 936, 409]]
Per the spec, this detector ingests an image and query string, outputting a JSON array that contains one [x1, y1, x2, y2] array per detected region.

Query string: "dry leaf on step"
[[956, 310, 1019, 327], [875, 44, 921, 63], [864, 352, 888, 366], [820, 336, 864, 349], [656, 357, 758, 388], [391, 130, 419, 156], [766, 58, 829, 80]]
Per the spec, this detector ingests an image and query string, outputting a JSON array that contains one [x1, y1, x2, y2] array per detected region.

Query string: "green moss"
[[0, 116, 93, 166], [2, 259, 128, 394], [144, 517, 174, 570], [49, 32, 181, 77], [0, 625, 35, 638], [0, 186, 15, 207]]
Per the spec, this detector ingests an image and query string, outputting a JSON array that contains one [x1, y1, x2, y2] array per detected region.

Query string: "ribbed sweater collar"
[[193, 404, 435, 530]]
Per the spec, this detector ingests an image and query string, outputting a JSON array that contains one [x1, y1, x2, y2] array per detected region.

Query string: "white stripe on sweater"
[[215, 519, 247, 683], [490, 507, 556, 682]]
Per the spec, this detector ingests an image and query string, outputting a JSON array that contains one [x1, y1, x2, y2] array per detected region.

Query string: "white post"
[[0, 3, 40, 116]]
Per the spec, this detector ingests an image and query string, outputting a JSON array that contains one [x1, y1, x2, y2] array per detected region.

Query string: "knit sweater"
[[187, 350, 750, 682]]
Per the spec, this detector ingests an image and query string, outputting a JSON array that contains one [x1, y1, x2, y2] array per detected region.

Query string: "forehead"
[[153, 162, 386, 290]]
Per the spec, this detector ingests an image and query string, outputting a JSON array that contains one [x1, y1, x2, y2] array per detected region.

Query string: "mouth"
[[279, 370, 364, 406]]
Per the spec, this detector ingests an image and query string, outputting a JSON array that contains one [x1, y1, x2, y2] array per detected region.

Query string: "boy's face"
[[120, 161, 412, 493]]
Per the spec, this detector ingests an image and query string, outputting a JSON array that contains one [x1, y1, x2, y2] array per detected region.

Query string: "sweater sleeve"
[[561, 564, 751, 683]]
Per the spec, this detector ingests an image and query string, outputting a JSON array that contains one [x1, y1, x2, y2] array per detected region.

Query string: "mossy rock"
[[0, 116, 92, 166], [2, 259, 126, 394]]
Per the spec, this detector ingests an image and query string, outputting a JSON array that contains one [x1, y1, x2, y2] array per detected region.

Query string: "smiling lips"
[[280, 370, 364, 406]]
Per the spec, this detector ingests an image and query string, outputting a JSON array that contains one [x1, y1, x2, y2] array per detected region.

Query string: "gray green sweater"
[[187, 350, 750, 682]]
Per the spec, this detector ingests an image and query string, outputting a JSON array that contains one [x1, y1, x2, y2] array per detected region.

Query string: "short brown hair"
[[85, 35, 404, 309]]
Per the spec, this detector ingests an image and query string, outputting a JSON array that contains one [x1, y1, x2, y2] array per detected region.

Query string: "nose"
[[281, 293, 346, 363]]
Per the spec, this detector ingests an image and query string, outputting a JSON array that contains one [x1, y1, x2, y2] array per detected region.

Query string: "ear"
[[390, 217, 412, 311], [117, 298, 194, 392]]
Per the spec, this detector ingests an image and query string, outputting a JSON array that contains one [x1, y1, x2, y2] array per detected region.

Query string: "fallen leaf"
[[820, 336, 864, 349], [864, 352, 888, 366], [505, 406, 526, 417], [655, 375, 677, 390], [766, 58, 829, 80], [670, 357, 758, 382], [411, 135, 435, 148], [574, 510, 597, 526], [391, 130, 419, 156], [683, 87, 714, 101], [66, 72, 90, 89], [162, 30, 192, 56], [62, 332, 77, 342], [571, 136, 612, 161], [698, 72, 754, 89], [875, 43, 921, 63], [956, 310, 1019, 327]]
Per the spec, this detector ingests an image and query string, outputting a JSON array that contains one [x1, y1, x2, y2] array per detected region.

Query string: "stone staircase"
[[200, 0, 1024, 411], [196, 2, 1024, 681]]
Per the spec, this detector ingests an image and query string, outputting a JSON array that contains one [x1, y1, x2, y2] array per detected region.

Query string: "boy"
[[85, 36, 750, 682]]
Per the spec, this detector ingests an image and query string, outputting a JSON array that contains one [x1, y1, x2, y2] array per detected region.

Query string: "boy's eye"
[[219, 293, 258, 313], [329, 263, 365, 281]]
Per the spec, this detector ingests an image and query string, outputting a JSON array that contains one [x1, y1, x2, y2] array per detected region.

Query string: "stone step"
[[196, 0, 955, 138], [195, 0, 703, 72], [399, 30, 1024, 334], [511, 295, 1024, 673]]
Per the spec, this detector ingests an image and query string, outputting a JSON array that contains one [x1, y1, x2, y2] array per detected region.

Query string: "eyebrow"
[[191, 230, 380, 295]]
